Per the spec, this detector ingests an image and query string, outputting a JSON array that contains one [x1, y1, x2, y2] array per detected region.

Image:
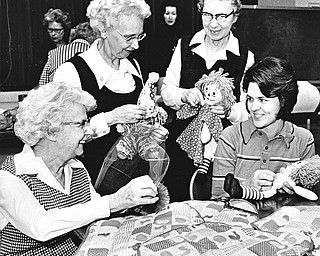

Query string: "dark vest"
[[180, 34, 248, 101], [0, 156, 91, 256], [169, 34, 249, 141], [164, 34, 250, 202], [67, 55, 144, 185]]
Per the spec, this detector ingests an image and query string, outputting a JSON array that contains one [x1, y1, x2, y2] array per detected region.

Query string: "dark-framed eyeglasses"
[[111, 26, 146, 44], [47, 28, 64, 34], [201, 10, 234, 23]]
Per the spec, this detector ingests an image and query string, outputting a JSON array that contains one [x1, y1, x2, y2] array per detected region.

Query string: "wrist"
[[108, 193, 124, 213]]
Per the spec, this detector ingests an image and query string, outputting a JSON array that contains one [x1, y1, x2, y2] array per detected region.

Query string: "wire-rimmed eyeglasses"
[[201, 10, 234, 23], [62, 119, 94, 144], [111, 26, 146, 44]]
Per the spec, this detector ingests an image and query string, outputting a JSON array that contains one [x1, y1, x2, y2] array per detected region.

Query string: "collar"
[[241, 118, 295, 148], [189, 30, 240, 57], [81, 39, 142, 90], [71, 38, 91, 47]]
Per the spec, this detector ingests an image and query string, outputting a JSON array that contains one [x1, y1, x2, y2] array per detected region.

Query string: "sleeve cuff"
[[89, 113, 110, 138]]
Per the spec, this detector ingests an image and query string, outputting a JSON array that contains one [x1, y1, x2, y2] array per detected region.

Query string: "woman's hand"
[[109, 104, 147, 125], [108, 175, 159, 213], [181, 88, 204, 107], [244, 169, 276, 192], [150, 123, 169, 144]]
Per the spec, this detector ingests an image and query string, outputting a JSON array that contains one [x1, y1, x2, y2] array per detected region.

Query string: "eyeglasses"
[[201, 10, 234, 23], [111, 26, 146, 44], [62, 119, 93, 144], [62, 119, 89, 129], [47, 28, 64, 34]]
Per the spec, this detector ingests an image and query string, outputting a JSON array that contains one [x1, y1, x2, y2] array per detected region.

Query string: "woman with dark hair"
[[211, 56, 315, 198], [143, 0, 181, 79]]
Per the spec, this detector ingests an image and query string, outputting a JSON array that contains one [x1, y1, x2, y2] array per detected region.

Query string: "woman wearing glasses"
[[0, 82, 158, 255], [29, 8, 72, 88], [161, 0, 255, 202], [53, 0, 168, 190], [43, 8, 72, 49]]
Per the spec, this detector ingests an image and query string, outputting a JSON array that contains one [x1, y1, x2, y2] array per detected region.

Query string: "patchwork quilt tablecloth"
[[76, 200, 320, 256]]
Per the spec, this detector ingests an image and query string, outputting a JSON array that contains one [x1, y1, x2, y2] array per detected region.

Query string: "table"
[[76, 190, 320, 255]]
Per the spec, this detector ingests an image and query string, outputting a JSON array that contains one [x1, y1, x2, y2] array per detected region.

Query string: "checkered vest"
[[0, 156, 91, 256]]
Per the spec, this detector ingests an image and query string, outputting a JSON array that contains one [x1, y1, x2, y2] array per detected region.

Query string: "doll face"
[[203, 83, 223, 105]]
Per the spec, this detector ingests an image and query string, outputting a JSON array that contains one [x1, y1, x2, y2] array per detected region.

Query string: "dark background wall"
[[1, 0, 319, 92]]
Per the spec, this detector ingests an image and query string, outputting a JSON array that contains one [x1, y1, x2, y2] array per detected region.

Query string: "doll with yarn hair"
[[224, 155, 320, 201], [176, 68, 236, 176]]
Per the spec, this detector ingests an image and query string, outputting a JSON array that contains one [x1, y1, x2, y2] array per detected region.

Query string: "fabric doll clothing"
[[164, 35, 249, 202]]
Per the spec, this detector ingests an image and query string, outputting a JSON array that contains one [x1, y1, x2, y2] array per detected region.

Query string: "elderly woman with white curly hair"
[[0, 82, 158, 255], [53, 0, 168, 191]]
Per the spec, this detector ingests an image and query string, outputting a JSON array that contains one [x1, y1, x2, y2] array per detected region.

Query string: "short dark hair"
[[162, 0, 178, 10], [243, 56, 298, 120]]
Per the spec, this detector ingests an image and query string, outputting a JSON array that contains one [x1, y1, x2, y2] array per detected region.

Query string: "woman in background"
[[30, 8, 72, 88], [144, 0, 181, 80], [39, 22, 98, 86]]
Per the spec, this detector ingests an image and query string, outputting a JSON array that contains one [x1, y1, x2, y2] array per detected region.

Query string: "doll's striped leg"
[[240, 184, 264, 200], [197, 158, 211, 175], [224, 173, 264, 200]]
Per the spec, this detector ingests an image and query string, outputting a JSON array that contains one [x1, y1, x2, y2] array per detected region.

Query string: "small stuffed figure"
[[95, 72, 170, 215], [176, 68, 236, 175], [224, 155, 320, 201], [116, 72, 168, 160]]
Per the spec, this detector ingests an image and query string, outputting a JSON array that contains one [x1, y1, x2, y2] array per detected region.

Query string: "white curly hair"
[[86, 0, 151, 33], [14, 82, 96, 146]]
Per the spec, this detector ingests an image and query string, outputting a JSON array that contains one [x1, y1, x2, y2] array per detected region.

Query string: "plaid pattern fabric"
[[0, 155, 91, 256]]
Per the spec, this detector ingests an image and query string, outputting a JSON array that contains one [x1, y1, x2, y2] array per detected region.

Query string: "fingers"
[[252, 169, 276, 189], [116, 104, 147, 123], [182, 88, 204, 107], [108, 175, 159, 213], [150, 125, 169, 144]]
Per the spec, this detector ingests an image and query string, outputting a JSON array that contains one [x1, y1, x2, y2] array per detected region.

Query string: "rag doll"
[[176, 68, 236, 175], [224, 155, 320, 201], [95, 72, 170, 215]]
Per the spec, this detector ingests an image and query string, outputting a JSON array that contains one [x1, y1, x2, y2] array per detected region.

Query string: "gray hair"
[[197, 0, 242, 16], [69, 22, 100, 44], [86, 0, 151, 32], [14, 82, 97, 146]]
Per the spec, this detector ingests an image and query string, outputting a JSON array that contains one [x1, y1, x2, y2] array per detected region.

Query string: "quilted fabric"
[[76, 200, 317, 256]]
